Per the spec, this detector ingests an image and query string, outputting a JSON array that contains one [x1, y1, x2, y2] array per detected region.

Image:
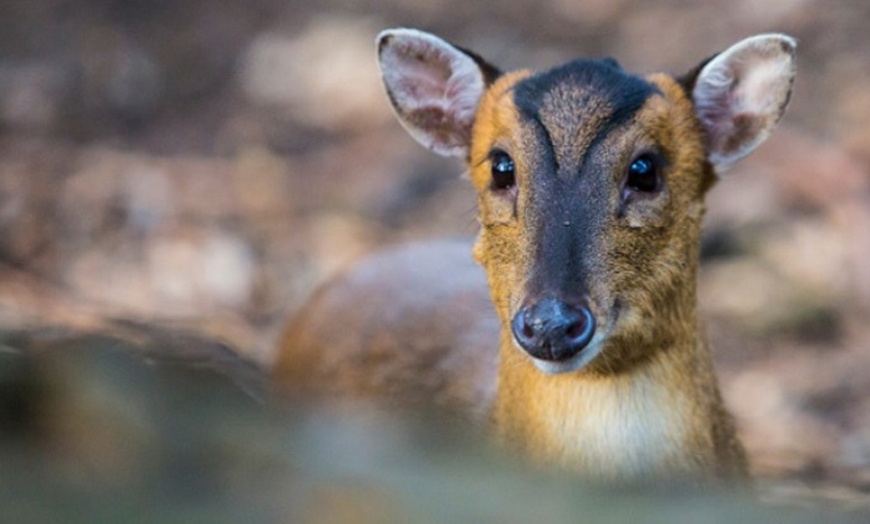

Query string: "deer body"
[[275, 239, 499, 419], [275, 29, 797, 481]]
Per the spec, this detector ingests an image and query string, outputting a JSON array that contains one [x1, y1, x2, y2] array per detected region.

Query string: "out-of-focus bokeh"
[[1, 0, 869, 516], [3, 339, 865, 522]]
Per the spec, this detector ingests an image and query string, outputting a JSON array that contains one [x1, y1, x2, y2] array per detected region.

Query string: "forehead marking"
[[512, 59, 659, 175]]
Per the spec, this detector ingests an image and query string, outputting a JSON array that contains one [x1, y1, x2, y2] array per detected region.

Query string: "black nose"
[[511, 298, 596, 362]]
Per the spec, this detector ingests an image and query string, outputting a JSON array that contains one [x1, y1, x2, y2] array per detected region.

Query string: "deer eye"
[[621, 153, 666, 202], [489, 150, 516, 191], [625, 154, 660, 193]]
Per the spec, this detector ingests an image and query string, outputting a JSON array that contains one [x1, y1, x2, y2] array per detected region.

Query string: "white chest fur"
[[537, 371, 694, 478]]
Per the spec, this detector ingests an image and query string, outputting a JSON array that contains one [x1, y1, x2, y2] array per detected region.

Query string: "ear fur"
[[376, 28, 499, 158], [689, 34, 797, 166]]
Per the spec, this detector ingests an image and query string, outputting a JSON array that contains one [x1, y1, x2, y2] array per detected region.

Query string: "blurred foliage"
[[1, 337, 868, 522]]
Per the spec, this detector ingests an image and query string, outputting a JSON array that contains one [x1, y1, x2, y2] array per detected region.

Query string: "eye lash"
[[471, 155, 490, 168]]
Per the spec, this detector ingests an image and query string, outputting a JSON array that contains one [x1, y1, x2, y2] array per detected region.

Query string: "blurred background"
[[1, 0, 870, 518]]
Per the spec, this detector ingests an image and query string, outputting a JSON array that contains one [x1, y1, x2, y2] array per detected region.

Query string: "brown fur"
[[274, 240, 499, 419], [469, 72, 747, 480], [274, 73, 747, 480], [274, 32, 796, 481]]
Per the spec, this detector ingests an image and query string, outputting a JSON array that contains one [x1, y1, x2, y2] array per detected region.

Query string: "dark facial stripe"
[[513, 59, 658, 170], [510, 59, 657, 302], [513, 58, 657, 125], [523, 111, 559, 172], [524, 150, 613, 303]]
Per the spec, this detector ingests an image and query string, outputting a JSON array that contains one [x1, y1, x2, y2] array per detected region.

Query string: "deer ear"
[[689, 34, 797, 166], [377, 28, 499, 158]]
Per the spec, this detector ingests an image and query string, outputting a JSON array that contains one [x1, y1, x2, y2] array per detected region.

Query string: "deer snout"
[[511, 298, 596, 362]]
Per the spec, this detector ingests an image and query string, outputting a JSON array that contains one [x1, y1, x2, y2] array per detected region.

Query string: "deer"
[[274, 28, 797, 482]]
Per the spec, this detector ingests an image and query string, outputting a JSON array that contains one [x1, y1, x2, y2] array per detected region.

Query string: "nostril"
[[511, 309, 533, 347], [566, 320, 585, 339], [521, 321, 535, 339], [565, 307, 595, 344], [512, 308, 543, 352]]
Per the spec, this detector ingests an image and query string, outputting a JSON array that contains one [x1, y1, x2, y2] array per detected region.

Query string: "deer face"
[[469, 62, 719, 375], [378, 29, 795, 375]]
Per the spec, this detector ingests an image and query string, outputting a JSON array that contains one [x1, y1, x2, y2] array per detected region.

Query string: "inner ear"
[[377, 29, 500, 158], [690, 34, 797, 166]]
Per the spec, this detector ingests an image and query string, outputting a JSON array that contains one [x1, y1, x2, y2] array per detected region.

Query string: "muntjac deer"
[[275, 29, 797, 481]]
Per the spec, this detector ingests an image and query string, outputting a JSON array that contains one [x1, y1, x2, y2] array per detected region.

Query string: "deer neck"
[[492, 306, 719, 479]]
